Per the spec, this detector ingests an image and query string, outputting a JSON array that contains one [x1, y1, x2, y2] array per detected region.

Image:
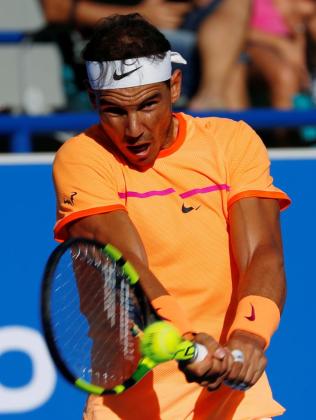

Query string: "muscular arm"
[[70, 209, 230, 384], [176, 197, 287, 391], [68, 210, 168, 299], [229, 197, 286, 312], [224, 197, 287, 389]]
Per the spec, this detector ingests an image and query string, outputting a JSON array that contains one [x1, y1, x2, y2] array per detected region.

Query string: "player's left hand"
[[224, 329, 267, 391], [178, 332, 232, 391]]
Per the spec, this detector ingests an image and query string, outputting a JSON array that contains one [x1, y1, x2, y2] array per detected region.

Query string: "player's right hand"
[[178, 333, 233, 391]]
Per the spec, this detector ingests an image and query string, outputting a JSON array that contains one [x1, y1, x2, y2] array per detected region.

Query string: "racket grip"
[[174, 340, 208, 362], [192, 343, 208, 363]]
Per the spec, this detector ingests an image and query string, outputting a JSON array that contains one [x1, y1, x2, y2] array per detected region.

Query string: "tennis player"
[[53, 13, 291, 420]]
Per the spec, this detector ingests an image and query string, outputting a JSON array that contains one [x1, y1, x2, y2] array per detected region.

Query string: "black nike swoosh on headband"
[[113, 66, 143, 80]]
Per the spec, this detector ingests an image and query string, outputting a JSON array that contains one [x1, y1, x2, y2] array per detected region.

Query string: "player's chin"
[[126, 150, 158, 169]]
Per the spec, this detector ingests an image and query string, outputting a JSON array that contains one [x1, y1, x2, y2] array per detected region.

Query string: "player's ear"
[[170, 69, 182, 104]]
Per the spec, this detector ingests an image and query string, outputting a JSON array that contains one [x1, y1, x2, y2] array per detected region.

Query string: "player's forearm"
[[67, 212, 194, 334], [237, 244, 286, 312], [68, 214, 168, 300], [226, 244, 286, 352], [229, 198, 286, 312], [117, 248, 170, 300]]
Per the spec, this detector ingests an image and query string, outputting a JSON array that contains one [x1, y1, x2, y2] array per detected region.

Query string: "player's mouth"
[[127, 143, 151, 158]]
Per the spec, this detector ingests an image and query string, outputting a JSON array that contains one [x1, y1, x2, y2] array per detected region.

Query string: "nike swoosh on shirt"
[[182, 204, 194, 213], [113, 66, 142, 80], [245, 304, 256, 321]]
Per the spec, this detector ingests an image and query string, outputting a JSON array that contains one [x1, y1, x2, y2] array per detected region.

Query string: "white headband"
[[85, 50, 187, 90]]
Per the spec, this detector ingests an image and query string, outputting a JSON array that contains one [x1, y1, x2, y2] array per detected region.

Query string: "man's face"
[[93, 71, 181, 170]]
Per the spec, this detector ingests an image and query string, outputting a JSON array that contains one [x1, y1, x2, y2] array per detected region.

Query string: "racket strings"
[[49, 243, 142, 389]]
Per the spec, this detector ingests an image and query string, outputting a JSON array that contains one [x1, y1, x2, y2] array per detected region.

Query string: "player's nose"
[[125, 112, 144, 139]]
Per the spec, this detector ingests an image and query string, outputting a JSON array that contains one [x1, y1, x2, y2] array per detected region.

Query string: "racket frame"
[[41, 237, 151, 395], [41, 237, 203, 395]]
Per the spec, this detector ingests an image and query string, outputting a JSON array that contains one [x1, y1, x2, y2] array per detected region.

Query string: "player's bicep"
[[68, 210, 149, 266], [228, 197, 284, 273]]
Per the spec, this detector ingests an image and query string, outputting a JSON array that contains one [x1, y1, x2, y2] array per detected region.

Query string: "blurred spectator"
[[236, 0, 316, 146], [41, 0, 189, 29], [38, 0, 192, 110], [304, 1, 316, 101], [37, 0, 251, 111], [188, 0, 252, 110], [246, 0, 316, 110]]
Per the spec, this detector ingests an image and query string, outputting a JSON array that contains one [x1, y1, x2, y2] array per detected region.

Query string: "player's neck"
[[161, 114, 179, 151]]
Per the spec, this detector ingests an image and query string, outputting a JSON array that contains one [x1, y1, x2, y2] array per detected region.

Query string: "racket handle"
[[174, 340, 208, 362], [192, 343, 208, 363]]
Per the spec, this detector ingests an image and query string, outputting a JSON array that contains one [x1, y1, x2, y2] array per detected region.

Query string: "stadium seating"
[[0, 0, 66, 114]]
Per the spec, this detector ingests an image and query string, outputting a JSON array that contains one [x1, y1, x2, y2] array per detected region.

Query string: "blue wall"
[[266, 158, 316, 419], [0, 156, 314, 419]]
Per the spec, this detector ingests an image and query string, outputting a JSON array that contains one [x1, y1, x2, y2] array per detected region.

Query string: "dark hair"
[[82, 13, 171, 61]]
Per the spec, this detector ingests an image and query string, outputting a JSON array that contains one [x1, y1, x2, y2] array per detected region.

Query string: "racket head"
[[41, 237, 154, 395]]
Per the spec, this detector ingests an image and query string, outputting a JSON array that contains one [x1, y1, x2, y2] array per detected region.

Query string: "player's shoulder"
[[182, 112, 249, 131], [54, 124, 115, 165], [181, 113, 256, 146]]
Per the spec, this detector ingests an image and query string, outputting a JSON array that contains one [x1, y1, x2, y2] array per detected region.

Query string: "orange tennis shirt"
[[53, 113, 291, 420]]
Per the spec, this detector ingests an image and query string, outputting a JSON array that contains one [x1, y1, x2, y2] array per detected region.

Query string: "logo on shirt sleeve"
[[63, 192, 77, 206]]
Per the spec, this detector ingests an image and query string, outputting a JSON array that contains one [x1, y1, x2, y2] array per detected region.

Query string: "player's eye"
[[140, 100, 157, 110], [103, 107, 126, 116]]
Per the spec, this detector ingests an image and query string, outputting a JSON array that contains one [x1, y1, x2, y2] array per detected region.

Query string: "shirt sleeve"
[[53, 136, 126, 242], [225, 120, 291, 210]]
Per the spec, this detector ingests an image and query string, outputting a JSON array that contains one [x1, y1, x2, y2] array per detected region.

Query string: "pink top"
[[250, 0, 291, 36]]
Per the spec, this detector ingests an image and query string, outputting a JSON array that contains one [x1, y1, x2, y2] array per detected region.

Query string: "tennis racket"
[[41, 237, 207, 395]]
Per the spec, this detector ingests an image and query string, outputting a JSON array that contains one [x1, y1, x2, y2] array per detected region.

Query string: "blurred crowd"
[[1, 0, 316, 148], [38, 0, 316, 111]]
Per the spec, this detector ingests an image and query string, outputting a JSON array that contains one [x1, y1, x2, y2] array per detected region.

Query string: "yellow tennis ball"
[[140, 321, 182, 363]]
